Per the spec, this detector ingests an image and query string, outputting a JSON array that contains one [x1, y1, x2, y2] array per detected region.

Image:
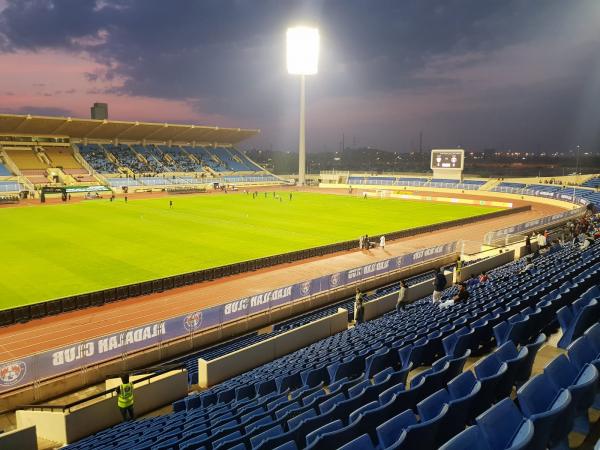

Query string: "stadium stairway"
[[478, 179, 501, 191], [61, 240, 600, 450]]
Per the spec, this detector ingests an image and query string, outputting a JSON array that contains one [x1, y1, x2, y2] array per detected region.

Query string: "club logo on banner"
[[0, 361, 27, 386], [301, 281, 311, 296], [330, 272, 341, 287], [183, 311, 203, 331]]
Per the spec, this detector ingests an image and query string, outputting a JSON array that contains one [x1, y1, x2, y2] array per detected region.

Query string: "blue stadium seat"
[[447, 370, 483, 428], [376, 404, 448, 450], [439, 426, 489, 450], [516, 373, 572, 450], [493, 314, 529, 347], [337, 434, 377, 450], [305, 419, 343, 447], [473, 354, 508, 414], [250, 424, 285, 449], [514, 333, 546, 388], [443, 327, 475, 357], [543, 353, 598, 435], [493, 341, 529, 399], [557, 297, 600, 348], [475, 398, 534, 450]]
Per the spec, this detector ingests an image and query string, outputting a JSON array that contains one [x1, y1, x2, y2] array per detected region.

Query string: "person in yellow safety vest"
[[117, 374, 134, 421], [456, 256, 463, 280]]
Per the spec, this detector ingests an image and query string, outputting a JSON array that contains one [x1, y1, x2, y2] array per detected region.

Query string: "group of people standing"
[[358, 234, 386, 250]]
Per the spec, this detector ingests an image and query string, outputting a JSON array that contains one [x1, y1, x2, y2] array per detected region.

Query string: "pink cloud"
[[0, 50, 233, 126]]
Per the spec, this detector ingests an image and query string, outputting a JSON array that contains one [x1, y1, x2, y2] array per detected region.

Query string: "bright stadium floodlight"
[[287, 26, 320, 186]]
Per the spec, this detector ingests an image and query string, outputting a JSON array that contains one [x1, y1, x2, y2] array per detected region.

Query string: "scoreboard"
[[430, 149, 464, 179]]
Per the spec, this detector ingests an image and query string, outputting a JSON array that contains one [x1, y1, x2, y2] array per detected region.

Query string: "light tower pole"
[[287, 26, 320, 186], [298, 74, 306, 185]]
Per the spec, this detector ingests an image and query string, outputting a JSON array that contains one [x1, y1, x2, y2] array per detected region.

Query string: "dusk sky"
[[1, 0, 599, 153]]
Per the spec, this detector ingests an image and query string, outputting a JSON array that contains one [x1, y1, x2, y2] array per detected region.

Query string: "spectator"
[[479, 271, 489, 283], [432, 268, 446, 303], [117, 374, 134, 421], [396, 280, 408, 313], [354, 288, 365, 324], [580, 235, 594, 250], [440, 283, 470, 308], [452, 283, 470, 303], [519, 256, 535, 274], [525, 235, 532, 254], [455, 256, 463, 279], [536, 232, 546, 248]]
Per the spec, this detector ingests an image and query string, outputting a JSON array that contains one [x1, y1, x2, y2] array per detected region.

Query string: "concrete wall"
[[198, 309, 348, 388], [363, 272, 453, 321], [456, 250, 515, 282], [16, 369, 187, 444], [0, 425, 37, 450]]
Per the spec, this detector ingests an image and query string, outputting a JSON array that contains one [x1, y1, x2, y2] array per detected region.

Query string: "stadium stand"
[[106, 178, 143, 187], [43, 146, 98, 183], [0, 161, 12, 176], [0, 181, 20, 192], [44, 146, 84, 170], [491, 182, 600, 208], [346, 176, 485, 190], [106, 144, 156, 173], [184, 146, 228, 172], [62, 240, 600, 450], [4, 148, 48, 170], [582, 176, 600, 188], [80, 143, 267, 178], [158, 146, 204, 172], [4, 148, 52, 186], [77, 144, 119, 173], [229, 147, 264, 172]]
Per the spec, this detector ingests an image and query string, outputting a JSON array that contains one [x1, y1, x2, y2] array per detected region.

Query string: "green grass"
[[0, 192, 501, 308]]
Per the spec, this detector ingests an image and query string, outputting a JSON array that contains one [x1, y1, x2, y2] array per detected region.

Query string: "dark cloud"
[[0, 0, 599, 151]]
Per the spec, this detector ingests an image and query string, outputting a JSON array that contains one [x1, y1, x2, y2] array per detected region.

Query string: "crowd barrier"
[[16, 369, 187, 445], [0, 239, 462, 394], [198, 309, 348, 387], [484, 205, 587, 245], [0, 205, 528, 329]]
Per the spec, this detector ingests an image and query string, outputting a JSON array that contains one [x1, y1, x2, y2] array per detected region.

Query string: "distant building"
[[91, 103, 108, 120]]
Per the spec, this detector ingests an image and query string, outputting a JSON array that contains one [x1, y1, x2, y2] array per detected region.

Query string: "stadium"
[[1, 3, 600, 450]]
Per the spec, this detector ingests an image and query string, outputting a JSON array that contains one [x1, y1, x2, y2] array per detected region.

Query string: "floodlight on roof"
[[286, 26, 320, 75]]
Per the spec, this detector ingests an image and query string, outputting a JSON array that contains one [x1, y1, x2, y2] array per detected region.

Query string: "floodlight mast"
[[287, 26, 319, 186]]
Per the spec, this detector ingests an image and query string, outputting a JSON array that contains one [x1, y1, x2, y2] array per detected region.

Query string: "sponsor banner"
[[0, 357, 34, 390], [0, 241, 458, 392], [484, 206, 586, 244]]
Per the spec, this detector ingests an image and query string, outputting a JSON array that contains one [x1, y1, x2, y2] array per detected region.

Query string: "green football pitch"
[[0, 192, 501, 309]]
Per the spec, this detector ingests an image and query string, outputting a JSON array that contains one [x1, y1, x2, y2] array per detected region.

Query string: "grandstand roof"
[[0, 113, 259, 144]]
